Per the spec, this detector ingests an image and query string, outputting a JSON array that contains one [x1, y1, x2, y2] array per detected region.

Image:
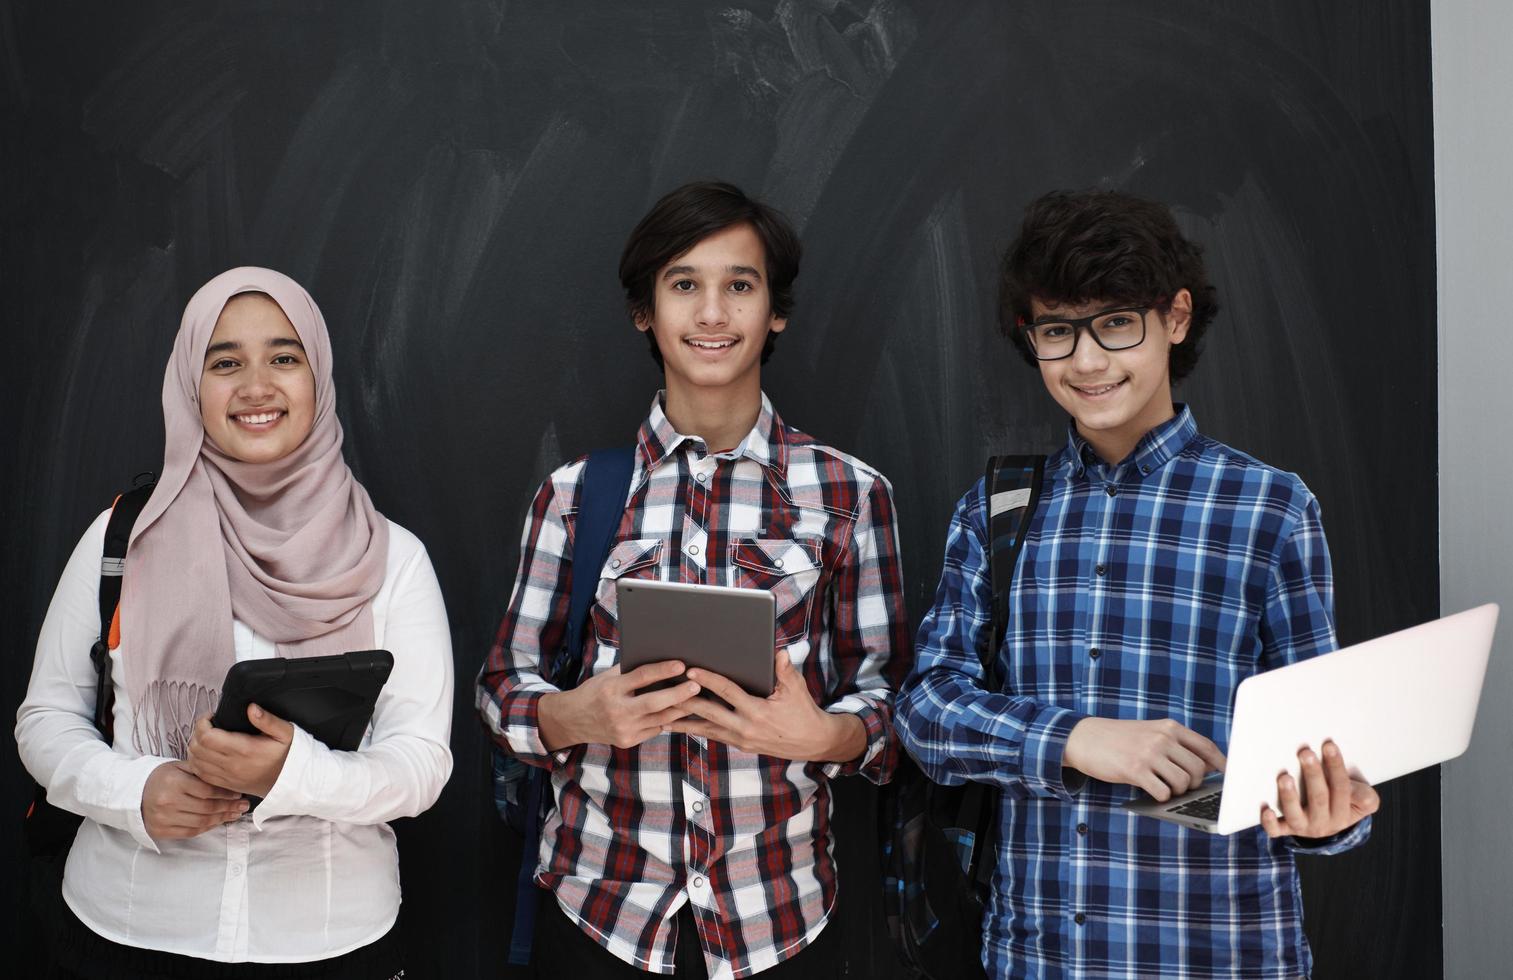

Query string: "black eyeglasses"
[[1021, 306, 1150, 361]]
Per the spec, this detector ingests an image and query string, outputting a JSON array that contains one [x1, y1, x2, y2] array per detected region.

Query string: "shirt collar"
[[1065, 403, 1199, 479], [636, 390, 788, 476]]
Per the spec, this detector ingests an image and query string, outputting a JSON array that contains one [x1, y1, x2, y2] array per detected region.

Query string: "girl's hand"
[[141, 761, 248, 841], [185, 705, 295, 797]]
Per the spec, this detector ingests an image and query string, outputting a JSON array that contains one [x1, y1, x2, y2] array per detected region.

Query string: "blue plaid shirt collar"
[[636, 390, 788, 477], [1065, 402, 1199, 480]]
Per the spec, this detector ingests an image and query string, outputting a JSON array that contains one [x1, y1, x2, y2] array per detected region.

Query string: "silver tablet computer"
[[616, 579, 776, 698]]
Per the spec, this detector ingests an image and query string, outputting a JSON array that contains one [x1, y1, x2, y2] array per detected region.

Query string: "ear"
[[633, 309, 652, 334], [768, 312, 788, 336], [1165, 288, 1193, 345]]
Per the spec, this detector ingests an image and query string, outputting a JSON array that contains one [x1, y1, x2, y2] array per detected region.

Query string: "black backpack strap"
[[982, 455, 1046, 690], [965, 455, 1045, 897], [90, 478, 157, 743]]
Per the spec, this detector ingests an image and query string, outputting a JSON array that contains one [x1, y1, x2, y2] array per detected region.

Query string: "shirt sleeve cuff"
[[820, 698, 891, 782], [252, 724, 320, 827], [1287, 814, 1373, 854], [117, 755, 175, 852], [1020, 705, 1087, 799], [491, 689, 567, 770]]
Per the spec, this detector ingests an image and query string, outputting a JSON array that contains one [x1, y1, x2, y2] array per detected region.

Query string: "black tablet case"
[[211, 650, 393, 751]]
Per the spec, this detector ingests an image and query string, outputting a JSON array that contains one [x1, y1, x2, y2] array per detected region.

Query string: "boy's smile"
[[1031, 290, 1191, 466]]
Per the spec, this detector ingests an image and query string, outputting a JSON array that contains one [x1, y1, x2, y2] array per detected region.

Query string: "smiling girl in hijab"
[[17, 268, 454, 979]]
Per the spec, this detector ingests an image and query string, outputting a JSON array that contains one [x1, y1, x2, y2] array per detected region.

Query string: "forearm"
[[536, 688, 582, 753], [896, 666, 1085, 797], [21, 723, 171, 848], [254, 726, 452, 825], [821, 711, 867, 763]]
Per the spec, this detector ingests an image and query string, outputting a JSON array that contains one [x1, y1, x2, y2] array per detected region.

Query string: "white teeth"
[[235, 411, 282, 424], [687, 339, 735, 350], [1076, 382, 1122, 396]]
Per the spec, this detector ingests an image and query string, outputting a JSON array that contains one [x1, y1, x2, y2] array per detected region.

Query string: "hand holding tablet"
[[616, 579, 866, 762]]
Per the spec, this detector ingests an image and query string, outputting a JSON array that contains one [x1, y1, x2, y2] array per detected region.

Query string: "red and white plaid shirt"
[[477, 393, 910, 978]]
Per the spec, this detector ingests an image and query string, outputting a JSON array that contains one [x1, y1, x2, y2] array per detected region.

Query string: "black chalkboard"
[[1, 1, 1437, 976]]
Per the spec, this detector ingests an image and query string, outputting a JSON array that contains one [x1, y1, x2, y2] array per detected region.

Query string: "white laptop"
[[1124, 603, 1499, 834]]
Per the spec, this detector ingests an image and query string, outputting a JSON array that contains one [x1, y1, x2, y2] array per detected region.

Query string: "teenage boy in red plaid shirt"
[[477, 182, 911, 979]]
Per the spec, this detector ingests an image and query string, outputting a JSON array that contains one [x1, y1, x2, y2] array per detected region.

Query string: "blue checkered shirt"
[[895, 407, 1370, 979]]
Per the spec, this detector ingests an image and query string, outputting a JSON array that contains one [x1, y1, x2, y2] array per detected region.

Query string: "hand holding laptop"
[[1065, 717, 1380, 839], [1258, 739, 1381, 840]]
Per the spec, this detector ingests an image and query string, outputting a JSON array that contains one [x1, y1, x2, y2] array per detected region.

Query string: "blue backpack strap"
[[508, 445, 637, 966], [552, 445, 638, 686]]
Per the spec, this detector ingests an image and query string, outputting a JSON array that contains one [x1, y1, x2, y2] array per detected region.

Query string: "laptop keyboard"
[[1170, 791, 1222, 821]]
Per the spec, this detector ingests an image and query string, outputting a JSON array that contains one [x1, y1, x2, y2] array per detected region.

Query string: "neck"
[[1079, 399, 1177, 467], [662, 375, 764, 453]]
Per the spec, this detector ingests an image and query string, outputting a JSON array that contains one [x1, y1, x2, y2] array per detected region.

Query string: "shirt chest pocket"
[[730, 537, 824, 646], [589, 538, 664, 649]]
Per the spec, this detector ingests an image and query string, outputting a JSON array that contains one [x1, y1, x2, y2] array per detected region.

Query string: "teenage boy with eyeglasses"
[[477, 181, 911, 978], [894, 189, 1380, 979]]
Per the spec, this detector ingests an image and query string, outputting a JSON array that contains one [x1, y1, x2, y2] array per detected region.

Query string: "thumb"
[[775, 647, 799, 683], [247, 704, 294, 743]]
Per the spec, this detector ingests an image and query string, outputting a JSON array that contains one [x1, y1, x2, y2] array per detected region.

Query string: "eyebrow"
[[203, 336, 305, 359], [661, 264, 765, 281]]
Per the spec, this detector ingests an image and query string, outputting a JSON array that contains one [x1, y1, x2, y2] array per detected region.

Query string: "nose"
[[237, 362, 276, 402], [1069, 324, 1110, 373], [696, 289, 729, 329]]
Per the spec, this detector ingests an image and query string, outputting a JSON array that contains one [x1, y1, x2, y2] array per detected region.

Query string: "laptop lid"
[[1211, 603, 1499, 834]]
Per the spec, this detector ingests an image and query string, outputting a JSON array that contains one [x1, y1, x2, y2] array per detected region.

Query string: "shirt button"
[[610, 559, 622, 569], [1140, 464, 1151, 475], [696, 472, 708, 483], [688, 545, 700, 556], [1077, 823, 1089, 835], [230, 864, 243, 876], [774, 558, 784, 569], [1074, 912, 1086, 925], [691, 876, 705, 890], [1105, 484, 1117, 496], [1089, 648, 1101, 660], [692, 800, 704, 814], [1095, 564, 1106, 576]]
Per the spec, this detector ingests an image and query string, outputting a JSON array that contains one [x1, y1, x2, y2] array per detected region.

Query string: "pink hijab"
[[121, 268, 389, 758]]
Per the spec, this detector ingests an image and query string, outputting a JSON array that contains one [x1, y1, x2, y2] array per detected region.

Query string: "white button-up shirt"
[[16, 512, 454, 963]]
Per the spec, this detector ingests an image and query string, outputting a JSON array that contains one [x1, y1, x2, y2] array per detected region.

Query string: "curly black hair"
[[999, 189, 1219, 383], [619, 181, 801, 368]]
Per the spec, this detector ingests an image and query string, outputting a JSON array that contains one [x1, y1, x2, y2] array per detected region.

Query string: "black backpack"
[[881, 455, 1046, 979], [23, 477, 157, 857], [489, 446, 636, 966], [21, 477, 156, 959]]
